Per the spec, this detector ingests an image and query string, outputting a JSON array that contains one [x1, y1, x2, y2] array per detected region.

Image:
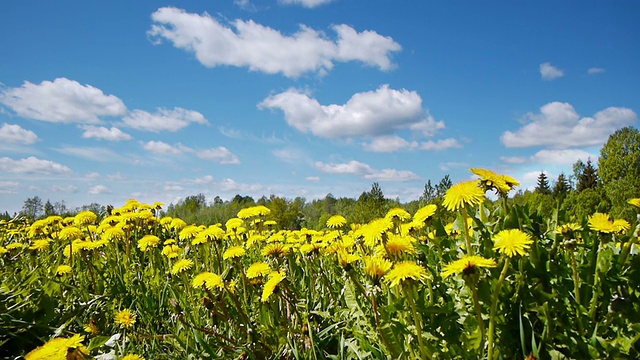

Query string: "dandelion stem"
[[462, 206, 473, 256], [588, 236, 604, 321], [470, 284, 485, 353], [487, 259, 510, 360], [405, 283, 433, 359], [570, 251, 584, 336]]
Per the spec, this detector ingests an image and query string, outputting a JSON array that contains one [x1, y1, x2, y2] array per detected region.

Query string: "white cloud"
[[314, 160, 419, 182], [500, 149, 597, 165], [192, 175, 214, 184], [363, 136, 416, 152], [305, 176, 320, 181], [0, 181, 20, 194], [501, 102, 637, 148], [122, 107, 208, 132], [85, 172, 101, 179], [88, 185, 111, 195], [148, 7, 401, 78], [408, 116, 446, 137], [440, 162, 468, 171], [0, 156, 71, 174], [0, 123, 39, 145], [142, 141, 184, 155], [279, 0, 333, 8], [540, 62, 564, 80], [419, 138, 462, 151], [218, 178, 264, 193], [164, 184, 185, 192], [55, 146, 125, 162], [52, 184, 78, 193], [273, 147, 309, 164], [364, 169, 420, 182], [196, 147, 240, 164], [260, 85, 424, 138], [587, 67, 605, 75], [107, 172, 126, 180], [0, 78, 126, 123], [81, 125, 132, 141]]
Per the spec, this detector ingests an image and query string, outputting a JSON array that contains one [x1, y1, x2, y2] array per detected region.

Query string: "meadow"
[[1, 168, 639, 359]]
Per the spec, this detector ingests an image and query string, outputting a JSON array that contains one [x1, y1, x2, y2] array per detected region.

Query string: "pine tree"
[[552, 173, 570, 202], [535, 172, 551, 195], [577, 158, 599, 192]]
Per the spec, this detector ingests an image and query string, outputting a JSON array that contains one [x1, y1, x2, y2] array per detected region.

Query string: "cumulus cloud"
[[52, 184, 78, 193], [218, 178, 265, 193], [148, 7, 401, 78], [55, 146, 126, 162], [81, 125, 132, 141], [501, 102, 637, 148], [279, 0, 333, 8], [0, 123, 39, 145], [587, 67, 605, 75], [142, 141, 185, 155], [88, 185, 111, 195], [0, 156, 71, 174], [196, 147, 240, 164], [362, 135, 461, 152], [122, 107, 208, 132], [501, 149, 597, 165], [192, 175, 214, 184], [260, 85, 424, 138], [0, 78, 126, 123], [540, 62, 564, 80], [305, 176, 320, 181], [314, 160, 419, 182], [0, 181, 20, 194]]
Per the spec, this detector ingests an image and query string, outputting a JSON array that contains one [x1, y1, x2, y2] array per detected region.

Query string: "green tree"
[[535, 172, 551, 195], [598, 126, 640, 219], [577, 158, 599, 192], [43, 200, 55, 217], [552, 173, 570, 203], [435, 175, 452, 198], [421, 180, 436, 204], [21, 196, 43, 219]]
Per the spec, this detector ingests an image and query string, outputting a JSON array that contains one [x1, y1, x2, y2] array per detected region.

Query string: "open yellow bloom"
[[25, 334, 86, 360], [114, 309, 136, 329], [337, 249, 361, 268], [385, 234, 415, 256], [628, 198, 640, 208], [261, 271, 286, 302], [138, 235, 160, 252], [588, 213, 615, 233], [171, 259, 194, 274], [384, 261, 429, 287], [364, 256, 392, 280], [121, 354, 145, 360], [223, 245, 246, 260], [247, 262, 272, 279], [326, 215, 347, 229], [55, 264, 72, 276], [385, 208, 412, 222], [493, 229, 533, 257], [74, 211, 97, 227], [413, 204, 437, 224], [470, 168, 519, 195], [192, 272, 224, 291], [441, 255, 497, 278], [443, 180, 485, 211]]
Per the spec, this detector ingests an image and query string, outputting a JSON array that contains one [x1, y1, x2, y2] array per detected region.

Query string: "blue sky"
[[1, 0, 639, 213]]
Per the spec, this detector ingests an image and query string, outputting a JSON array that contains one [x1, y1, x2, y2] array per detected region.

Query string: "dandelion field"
[[2, 169, 640, 359]]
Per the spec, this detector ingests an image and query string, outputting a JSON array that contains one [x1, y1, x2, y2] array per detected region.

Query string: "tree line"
[[6, 127, 639, 228]]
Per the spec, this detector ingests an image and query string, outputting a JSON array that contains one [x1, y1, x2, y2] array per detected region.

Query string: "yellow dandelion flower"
[[73, 211, 97, 227], [55, 264, 72, 276], [261, 243, 291, 258], [326, 215, 347, 229], [6, 243, 23, 251], [441, 255, 497, 278], [627, 198, 640, 208], [0, 246, 7, 256], [29, 239, 51, 251], [337, 249, 361, 268], [359, 218, 393, 248], [555, 223, 582, 237], [223, 245, 246, 260], [470, 168, 519, 195], [385, 208, 412, 222], [121, 354, 145, 360], [493, 229, 533, 257], [588, 213, 615, 233], [261, 271, 286, 302], [414, 204, 437, 224], [171, 259, 194, 274], [114, 309, 136, 328], [385, 234, 415, 256], [25, 334, 86, 360], [192, 272, 224, 291], [102, 226, 125, 242], [137, 234, 160, 252], [264, 220, 277, 227], [59, 226, 84, 241], [162, 244, 181, 258], [364, 256, 392, 280], [247, 262, 272, 279], [169, 218, 187, 231], [612, 219, 630, 235], [225, 218, 244, 231], [179, 225, 202, 242], [442, 180, 485, 211], [385, 261, 429, 287]]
